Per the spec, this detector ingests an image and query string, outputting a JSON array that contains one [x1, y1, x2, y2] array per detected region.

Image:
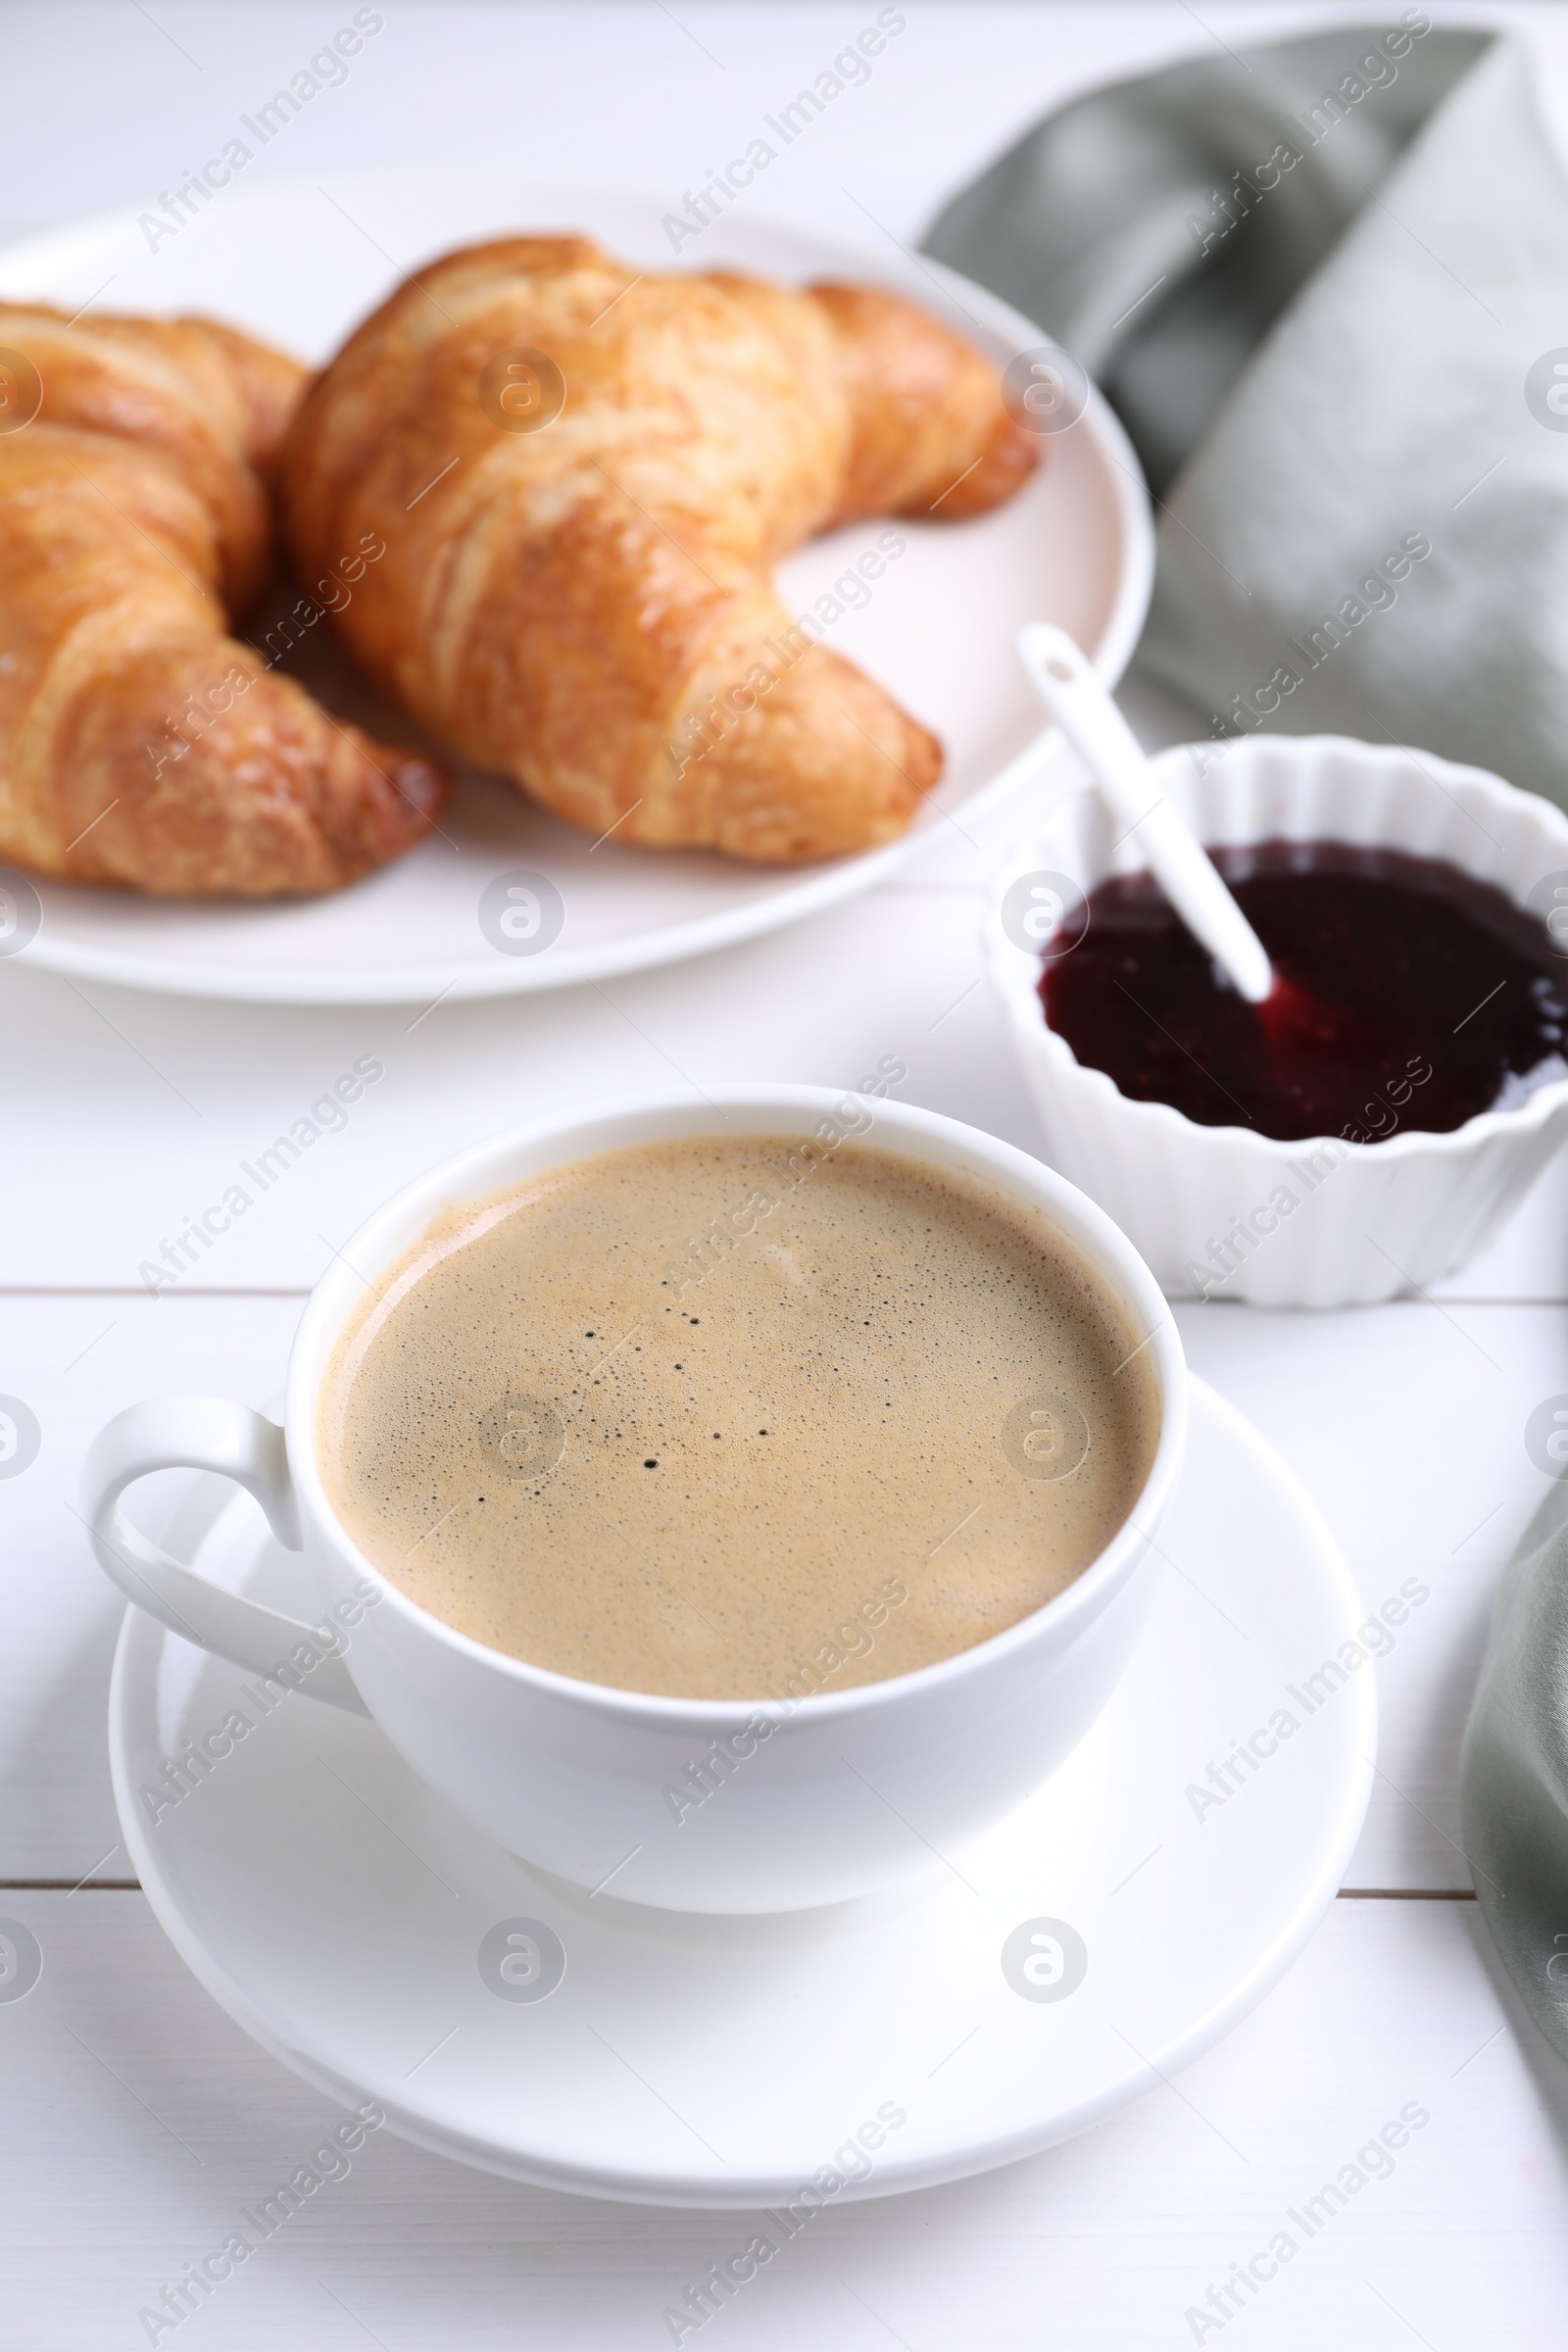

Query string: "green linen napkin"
[[1460, 1482, 1568, 2060], [924, 19, 1568, 811]]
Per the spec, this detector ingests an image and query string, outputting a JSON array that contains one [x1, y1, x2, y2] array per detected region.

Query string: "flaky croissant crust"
[[284, 236, 1038, 862], [0, 301, 444, 896]]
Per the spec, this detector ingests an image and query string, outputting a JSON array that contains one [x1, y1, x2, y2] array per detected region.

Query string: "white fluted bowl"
[[988, 734, 1568, 1307]]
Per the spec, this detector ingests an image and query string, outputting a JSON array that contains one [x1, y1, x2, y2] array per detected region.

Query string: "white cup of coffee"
[[84, 1086, 1186, 1914]]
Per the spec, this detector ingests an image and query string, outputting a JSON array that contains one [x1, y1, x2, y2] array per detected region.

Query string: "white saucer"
[[108, 1379, 1373, 2208], [0, 172, 1152, 1005]]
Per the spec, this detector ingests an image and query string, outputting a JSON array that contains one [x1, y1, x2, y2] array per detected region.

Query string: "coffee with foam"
[[318, 1135, 1159, 1700]]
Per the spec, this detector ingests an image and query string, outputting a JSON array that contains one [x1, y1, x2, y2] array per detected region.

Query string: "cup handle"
[[83, 1397, 367, 1714]]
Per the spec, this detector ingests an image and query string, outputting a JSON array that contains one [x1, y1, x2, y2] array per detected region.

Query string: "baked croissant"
[[0, 302, 445, 896], [283, 236, 1039, 862]]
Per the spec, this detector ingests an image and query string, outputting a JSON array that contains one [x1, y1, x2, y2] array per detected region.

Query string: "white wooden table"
[[7, 5, 1568, 2344]]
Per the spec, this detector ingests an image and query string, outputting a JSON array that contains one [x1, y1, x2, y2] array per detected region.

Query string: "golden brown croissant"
[[0, 302, 445, 896], [283, 236, 1039, 862]]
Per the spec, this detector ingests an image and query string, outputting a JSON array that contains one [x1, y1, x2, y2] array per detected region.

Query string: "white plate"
[[0, 173, 1152, 1004], [108, 1380, 1373, 2208]]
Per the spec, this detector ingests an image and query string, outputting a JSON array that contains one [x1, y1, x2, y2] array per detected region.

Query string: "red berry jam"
[[1039, 843, 1567, 1142]]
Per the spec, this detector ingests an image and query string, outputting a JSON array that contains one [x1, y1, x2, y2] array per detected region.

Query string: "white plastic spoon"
[[1017, 622, 1275, 1004]]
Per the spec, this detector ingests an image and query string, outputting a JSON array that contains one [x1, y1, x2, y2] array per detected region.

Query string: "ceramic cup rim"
[[284, 1084, 1188, 1729], [988, 731, 1568, 1163]]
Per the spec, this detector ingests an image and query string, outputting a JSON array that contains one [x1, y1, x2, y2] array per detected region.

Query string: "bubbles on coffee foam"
[[476, 1394, 565, 1482], [1003, 1393, 1091, 1481]]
